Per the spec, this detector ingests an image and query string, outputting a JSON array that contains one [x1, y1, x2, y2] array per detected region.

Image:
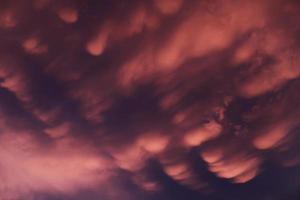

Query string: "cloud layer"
[[0, 0, 300, 200]]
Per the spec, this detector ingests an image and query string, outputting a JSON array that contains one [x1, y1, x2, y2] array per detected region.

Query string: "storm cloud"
[[0, 0, 300, 200]]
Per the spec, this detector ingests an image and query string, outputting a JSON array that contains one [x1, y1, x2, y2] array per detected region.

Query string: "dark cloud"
[[0, 0, 300, 200]]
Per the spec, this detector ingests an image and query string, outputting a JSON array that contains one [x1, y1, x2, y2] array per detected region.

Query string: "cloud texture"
[[0, 0, 300, 200]]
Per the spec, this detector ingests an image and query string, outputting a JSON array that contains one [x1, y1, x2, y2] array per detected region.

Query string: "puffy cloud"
[[22, 36, 48, 55], [183, 121, 222, 147], [57, 7, 78, 24], [85, 23, 111, 56]]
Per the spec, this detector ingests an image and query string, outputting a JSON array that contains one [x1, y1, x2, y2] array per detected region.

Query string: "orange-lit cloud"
[[184, 121, 222, 147], [57, 7, 78, 24]]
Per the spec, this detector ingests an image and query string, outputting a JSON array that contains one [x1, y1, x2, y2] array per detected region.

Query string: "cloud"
[[0, 0, 300, 200], [0, 130, 111, 200]]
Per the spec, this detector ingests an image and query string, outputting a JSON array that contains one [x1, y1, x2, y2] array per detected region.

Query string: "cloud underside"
[[0, 0, 300, 199]]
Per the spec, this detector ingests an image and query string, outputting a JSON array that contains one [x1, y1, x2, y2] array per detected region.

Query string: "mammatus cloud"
[[0, 0, 300, 200]]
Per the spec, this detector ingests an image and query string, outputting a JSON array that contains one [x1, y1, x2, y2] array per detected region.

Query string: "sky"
[[0, 0, 300, 200]]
